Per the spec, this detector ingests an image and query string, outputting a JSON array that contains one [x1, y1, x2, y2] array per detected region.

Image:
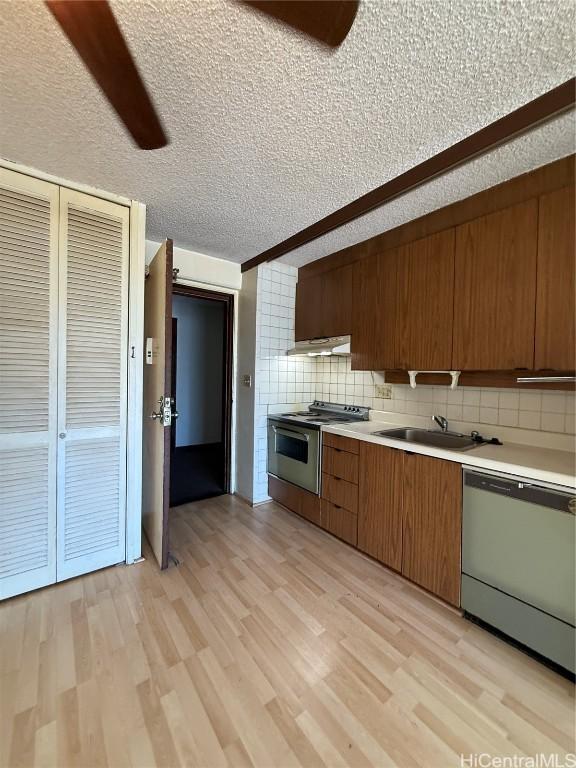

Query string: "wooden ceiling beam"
[[240, 77, 575, 273]]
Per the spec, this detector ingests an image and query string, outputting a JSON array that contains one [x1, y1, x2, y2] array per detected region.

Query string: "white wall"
[[235, 262, 316, 504], [172, 295, 224, 447], [235, 268, 258, 502], [145, 240, 241, 290]]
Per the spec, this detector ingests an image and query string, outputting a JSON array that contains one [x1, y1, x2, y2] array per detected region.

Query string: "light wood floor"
[[1, 495, 574, 768]]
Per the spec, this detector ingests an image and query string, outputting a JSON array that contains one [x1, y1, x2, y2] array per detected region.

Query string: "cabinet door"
[[358, 443, 403, 570], [453, 200, 538, 369], [535, 185, 575, 370], [0, 169, 59, 600], [322, 264, 353, 337], [402, 453, 461, 606], [396, 230, 455, 369], [57, 189, 129, 582], [351, 249, 397, 370], [295, 274, 324, 341]]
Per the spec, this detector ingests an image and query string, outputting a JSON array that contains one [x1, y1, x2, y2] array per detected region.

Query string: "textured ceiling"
[[0, 0, 574, 267]]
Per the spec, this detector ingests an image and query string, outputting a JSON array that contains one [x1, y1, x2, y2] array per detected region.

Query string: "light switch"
[[145, 337, 154, 364], [242, 374, 252, 387]]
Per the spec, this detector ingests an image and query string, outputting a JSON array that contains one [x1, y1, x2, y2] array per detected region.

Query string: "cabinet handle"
[[333, 504, 342, 510]]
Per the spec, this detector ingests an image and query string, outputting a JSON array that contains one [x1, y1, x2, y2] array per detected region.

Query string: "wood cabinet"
[[274, 434, 462, 607], [321, 500, 357, 546], [357, 442, 403, 571], [294, 273, 324, 341], [535, 185, 576, 371], [395, 230, 455, 369], [295, 264, 353, 341], [322, 264, 354, 337], [357, 444, 461, 605], [402, 453, 462, 606], [351, 249, 397, 370], [452, 200, 538, 370], [268, 475, 321, 526], [322, 445, 358, 484], [321, 433, 359, 545]]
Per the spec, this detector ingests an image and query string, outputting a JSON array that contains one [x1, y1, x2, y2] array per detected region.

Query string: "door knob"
[[150, 395, 175, 426]]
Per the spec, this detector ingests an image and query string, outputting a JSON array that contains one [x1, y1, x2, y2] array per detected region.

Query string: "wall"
[[236, 262, 316, 504], [145, 240, 241, 291], [314, 357, 576, 436], [172, 295, 224, 446], [235, 268, 257, 502]]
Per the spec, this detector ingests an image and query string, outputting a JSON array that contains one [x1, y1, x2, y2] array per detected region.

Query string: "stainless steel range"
[[267, 401, 369, 494]]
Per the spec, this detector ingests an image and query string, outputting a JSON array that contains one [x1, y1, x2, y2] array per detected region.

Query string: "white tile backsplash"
[[314, 357, 576, 436]]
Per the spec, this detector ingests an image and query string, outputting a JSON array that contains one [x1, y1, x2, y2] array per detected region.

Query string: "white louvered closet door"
[[56, 189, 129, 581], [0, 169, 59, 600]]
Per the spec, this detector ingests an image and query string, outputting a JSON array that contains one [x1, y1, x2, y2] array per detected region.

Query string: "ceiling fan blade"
[[242, 1, 359, 47], [45, 0, 168, 150]]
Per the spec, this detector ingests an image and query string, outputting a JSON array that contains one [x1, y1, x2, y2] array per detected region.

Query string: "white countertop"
[[322, 419, 576, 489]]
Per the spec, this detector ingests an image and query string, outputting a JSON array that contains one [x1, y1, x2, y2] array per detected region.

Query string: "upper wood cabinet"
[[295, 264, 352, 340], [351, 249, 397, 371], [295, 273, 324, 341], [402, 453, 462, 606], [535, 185, 576, 371], [395, 230, 455, 369], [357, 442, 403, 571], [322, 264, 354, 337], [452, 200, 538, 370]]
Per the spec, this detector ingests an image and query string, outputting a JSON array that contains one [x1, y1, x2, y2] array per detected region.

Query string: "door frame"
[[172, 283, 235, 492]]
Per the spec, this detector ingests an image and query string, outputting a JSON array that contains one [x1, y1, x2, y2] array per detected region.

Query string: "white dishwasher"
[[462, 468, 575, 675]]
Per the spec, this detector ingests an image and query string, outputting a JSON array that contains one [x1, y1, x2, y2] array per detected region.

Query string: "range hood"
[[287, 335, 351, 357]]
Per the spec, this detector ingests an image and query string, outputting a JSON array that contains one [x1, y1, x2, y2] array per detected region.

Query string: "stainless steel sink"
[[372, 427, 479, 451]]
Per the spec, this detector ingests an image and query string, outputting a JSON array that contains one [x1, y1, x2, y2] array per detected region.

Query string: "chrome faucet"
[[432, 415, 449, 432]]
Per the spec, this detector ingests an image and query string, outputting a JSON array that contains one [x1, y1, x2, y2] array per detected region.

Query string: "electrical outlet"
[[375, 384, 393, 399]]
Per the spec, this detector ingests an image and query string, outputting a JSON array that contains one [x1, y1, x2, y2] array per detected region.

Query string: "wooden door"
[[351, 249, 397, 370], [535, 185, 576, 371], [357, 443, 403, 570], [56, 189, 130, 582], [142, 240, 173, 569], [322, 264, 353, 336], [452, 199, 538, 369], [402, 453, 461, 606], [295, 273, 323, 340], [0, 169, 59, 599], [395, 230, 455, 369]]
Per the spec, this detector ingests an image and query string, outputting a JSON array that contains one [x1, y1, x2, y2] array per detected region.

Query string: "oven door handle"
[[272, 425, 310, 442]]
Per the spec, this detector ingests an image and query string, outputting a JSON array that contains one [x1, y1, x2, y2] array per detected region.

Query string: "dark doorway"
[[169, 285, 233, 506]]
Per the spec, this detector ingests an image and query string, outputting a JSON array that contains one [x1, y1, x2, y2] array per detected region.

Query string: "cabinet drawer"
[[323, 432, 359, 455], [322, 500, 357, 546], [322, 473, 358, 514], [268, 474, 321, 526], [322, 446, 358, 484]]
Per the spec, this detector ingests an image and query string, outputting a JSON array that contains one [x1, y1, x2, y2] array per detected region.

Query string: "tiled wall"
[[252, 262, 315, 502], [315, 357, 576, 435]]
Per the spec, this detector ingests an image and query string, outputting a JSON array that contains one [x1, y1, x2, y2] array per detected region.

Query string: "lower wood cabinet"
[[321, 500, 357, 546], [357, 443, 462, 606], [271, 438, 462, 608], [402, 452, 462, 606], [268, 475, 321, 526], [357, 442, 403, 571]]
